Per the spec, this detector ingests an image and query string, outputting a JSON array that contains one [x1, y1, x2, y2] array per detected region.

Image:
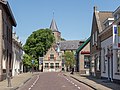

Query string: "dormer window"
[[115, 13, 120, 20], [113, 6, 120, 20], [103, 18, 114, 28]]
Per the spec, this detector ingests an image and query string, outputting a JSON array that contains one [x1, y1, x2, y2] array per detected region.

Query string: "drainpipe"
[[108, 57, 110, 81], [111, 53, 113, 82], [76, 53, 79, 72]]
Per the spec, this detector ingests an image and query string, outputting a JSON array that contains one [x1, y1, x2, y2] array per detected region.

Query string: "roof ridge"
[[99, 11, 113, 13], [60, 40, 82, 42], [76, 37, 90, 53]]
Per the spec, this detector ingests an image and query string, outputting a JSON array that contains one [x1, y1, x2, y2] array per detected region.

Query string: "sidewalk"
[[0, 72, 40, 90], [63, 72, 120, 90]]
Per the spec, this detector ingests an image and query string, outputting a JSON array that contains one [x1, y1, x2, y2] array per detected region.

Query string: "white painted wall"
[[12, 35, 23, 76], [113, 49, 120, 80], [101, 36, 113, 78], [101, 36, 120, 80], [43, 61, 62, 72]]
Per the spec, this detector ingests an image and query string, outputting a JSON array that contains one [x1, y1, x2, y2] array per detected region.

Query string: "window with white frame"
[[117, 50, 120, 72], [103, 48, 106, 72], [45, 63, 49, 68], [50, 54, 54, 60], [55, 63, 59, 68], [50, 63, 54, 68], [84, 55, 90, 69]]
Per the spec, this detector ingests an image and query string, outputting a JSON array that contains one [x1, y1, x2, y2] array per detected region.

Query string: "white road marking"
[[31, 85, 33, 87], [75, 84, 77, 87], [62, 85, 66, 87], [78, 87, 80, 89], [63, 74, 81, 90], [28, 75, 39, 90]]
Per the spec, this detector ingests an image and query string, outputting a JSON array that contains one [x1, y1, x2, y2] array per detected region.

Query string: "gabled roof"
[[0, 0, 17, 27], [98, 11, 113, 31], [113, 6, 120, 16], [59, 40, 84, 51], [44, 47, 60, 60], [93, 6, 113, 33], [76, 37, 90, 53], [50, 19, 58, 31]]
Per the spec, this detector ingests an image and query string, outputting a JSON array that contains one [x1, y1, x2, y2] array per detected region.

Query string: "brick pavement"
[[63, 72, 120, 90], [0, 72, 40, 90]]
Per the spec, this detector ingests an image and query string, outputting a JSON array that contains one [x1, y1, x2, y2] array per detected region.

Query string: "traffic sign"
[[32, 60, 34, 64]]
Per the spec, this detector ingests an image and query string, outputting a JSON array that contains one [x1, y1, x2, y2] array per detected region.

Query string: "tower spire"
[[53, 11, 54, 19], [50, 12, 58, 31]]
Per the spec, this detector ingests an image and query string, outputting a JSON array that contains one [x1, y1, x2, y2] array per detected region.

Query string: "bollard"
[[7, 73, 12, 87]]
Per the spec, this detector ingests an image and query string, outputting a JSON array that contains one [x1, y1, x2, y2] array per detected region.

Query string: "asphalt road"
[[19, 72, 93, 90]]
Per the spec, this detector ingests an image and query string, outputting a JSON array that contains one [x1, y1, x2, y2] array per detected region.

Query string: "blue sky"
[[8, 0, 120, 44]]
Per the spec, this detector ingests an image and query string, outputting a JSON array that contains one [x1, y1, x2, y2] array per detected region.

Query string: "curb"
[[63, 73, 97, 90], [12, 77, 32, 90], [70, 76, 97, 90], [13, 72, 40, 90]]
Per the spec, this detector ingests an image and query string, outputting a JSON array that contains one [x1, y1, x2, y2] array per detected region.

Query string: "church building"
[[42, 18, 62, 72]]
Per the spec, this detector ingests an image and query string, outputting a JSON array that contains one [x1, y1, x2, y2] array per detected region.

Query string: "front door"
[[49, 63, 55, 72]]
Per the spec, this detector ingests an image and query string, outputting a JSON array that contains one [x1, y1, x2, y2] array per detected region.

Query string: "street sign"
[[39, 57, 43, 64], [32, 60, 34, 64]]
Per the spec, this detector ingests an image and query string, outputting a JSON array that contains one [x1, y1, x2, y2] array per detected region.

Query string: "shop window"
[[45, 63, 49, 68], [50, 63, 54, 68], [55, 63, 59, 68], [84, 55, 90, 68]]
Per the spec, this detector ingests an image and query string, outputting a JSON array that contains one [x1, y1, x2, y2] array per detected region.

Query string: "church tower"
[[50, 18, 61, 43]]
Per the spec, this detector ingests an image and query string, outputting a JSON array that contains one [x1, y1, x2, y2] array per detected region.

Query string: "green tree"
[[64, 51, 75, 70], [61, 37, 66, 41], [23, 54, 31, 66], [23, 54, 38, 72], [22, 54, 31, 72], [23, 28, 55, 67]]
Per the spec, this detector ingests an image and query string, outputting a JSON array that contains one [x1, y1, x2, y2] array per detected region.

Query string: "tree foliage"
[[64, 51, 75, 68], [23, 54, 38, 71], [61, 37, 66, 41], [23, 54, 31, 66], [23, 28, 55, 67]]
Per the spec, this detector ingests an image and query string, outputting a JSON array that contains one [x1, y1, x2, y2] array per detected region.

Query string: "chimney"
[[94, 6, 97, 12]]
